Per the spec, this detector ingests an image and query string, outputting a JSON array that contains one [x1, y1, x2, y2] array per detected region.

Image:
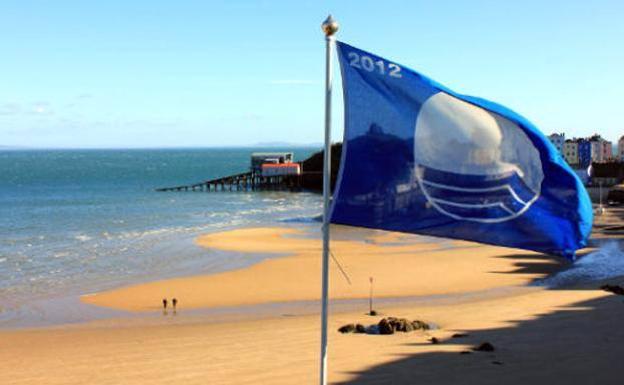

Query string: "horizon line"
[[0, 143, 327, 151]]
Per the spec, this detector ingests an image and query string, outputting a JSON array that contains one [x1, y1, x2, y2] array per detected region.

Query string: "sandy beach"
[[82, 226, 565, 311], [2, 215, 623, 384]]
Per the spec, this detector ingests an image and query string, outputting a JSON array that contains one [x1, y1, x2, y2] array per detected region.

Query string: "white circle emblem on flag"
[[414, 92, 543, 223]]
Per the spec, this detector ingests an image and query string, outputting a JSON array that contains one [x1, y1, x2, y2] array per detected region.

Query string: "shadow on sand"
[[336, 232, 624, 384], [335, 293, 623, 385], [489, 252, 571, 278]]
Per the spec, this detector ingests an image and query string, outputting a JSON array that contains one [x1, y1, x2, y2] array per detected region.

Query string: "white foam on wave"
[[281, 215, 322, 224], [536, 241, 624, 287]]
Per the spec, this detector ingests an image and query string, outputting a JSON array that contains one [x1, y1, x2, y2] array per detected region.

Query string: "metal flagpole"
[[320, 14, 338, 385]]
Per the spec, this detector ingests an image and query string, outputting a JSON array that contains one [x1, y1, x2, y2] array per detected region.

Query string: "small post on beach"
[[369, 276, 374, 315], [319, 14, 338, 385], [597, 180, 606, 215]]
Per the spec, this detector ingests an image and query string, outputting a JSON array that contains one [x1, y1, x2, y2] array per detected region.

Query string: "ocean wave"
[[111, 222, 236, 241], [281, 215, 322, 224], [535, 241, 624, 287], [74, 234, 92, 242], [116, 228, 173, 239]]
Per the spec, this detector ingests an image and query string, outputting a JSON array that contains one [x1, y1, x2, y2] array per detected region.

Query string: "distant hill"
[[253, 141, 323, 148]]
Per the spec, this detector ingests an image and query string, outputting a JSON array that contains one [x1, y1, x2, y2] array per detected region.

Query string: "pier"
[[155, 144, 341, 193], [155, 171, 307, 192]]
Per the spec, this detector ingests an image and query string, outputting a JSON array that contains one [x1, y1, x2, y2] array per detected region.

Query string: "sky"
[[1, 0, 623, 148]]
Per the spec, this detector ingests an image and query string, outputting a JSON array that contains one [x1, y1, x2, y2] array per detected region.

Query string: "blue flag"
[[331, 41, 593, 259]]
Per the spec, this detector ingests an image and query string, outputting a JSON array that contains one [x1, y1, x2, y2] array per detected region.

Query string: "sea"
[[4, 147, 624, 328], [0, 147, 323, 326]]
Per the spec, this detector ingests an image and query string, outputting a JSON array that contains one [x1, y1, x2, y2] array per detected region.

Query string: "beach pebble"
[[378, 319, 394, 335], [338, 324, 356, 333], [411, 320, 430, 330], [393, 318, 407, 332], [473, 342, 495, 352]]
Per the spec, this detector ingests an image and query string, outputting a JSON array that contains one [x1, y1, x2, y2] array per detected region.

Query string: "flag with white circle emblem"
[[331, 41, 592, 259]]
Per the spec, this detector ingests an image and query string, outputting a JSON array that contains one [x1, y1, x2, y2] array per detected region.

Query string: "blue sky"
[[1, 0, 623, 148]]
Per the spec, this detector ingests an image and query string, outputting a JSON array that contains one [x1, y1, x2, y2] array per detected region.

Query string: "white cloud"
[[0, 103, 20, 115], [29, 102, 54, 116]]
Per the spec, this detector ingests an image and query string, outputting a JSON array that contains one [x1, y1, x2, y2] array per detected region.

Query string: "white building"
[[548, 133, 565, 155], [563, 140, 578, 165], [618, 136, 624, 161], [250, 152, 294, 172], [261, 163, 301, 177], [589, 135, 613, 163]]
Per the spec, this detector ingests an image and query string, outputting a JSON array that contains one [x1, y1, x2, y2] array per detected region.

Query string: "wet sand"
[[81, 226, 564, 311]]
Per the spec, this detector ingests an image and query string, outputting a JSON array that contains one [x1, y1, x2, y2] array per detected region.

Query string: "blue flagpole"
[[320, 14, 338, 385]]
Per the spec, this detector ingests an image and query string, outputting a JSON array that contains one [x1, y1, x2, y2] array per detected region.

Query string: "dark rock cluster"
[[338, 317, 430, 335], [378, 317, 430, 334], [337, 323, 367, 334]]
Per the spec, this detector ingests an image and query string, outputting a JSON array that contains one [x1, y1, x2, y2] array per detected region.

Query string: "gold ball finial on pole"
[[321, 15, 339, 36]]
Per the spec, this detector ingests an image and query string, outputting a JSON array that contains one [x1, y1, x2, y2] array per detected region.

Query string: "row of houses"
[[548, 133, 622, 167]]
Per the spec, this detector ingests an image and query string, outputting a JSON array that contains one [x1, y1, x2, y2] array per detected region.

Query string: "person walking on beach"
[[162, 298, 167, 310], [172, 298, 177, 310]]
